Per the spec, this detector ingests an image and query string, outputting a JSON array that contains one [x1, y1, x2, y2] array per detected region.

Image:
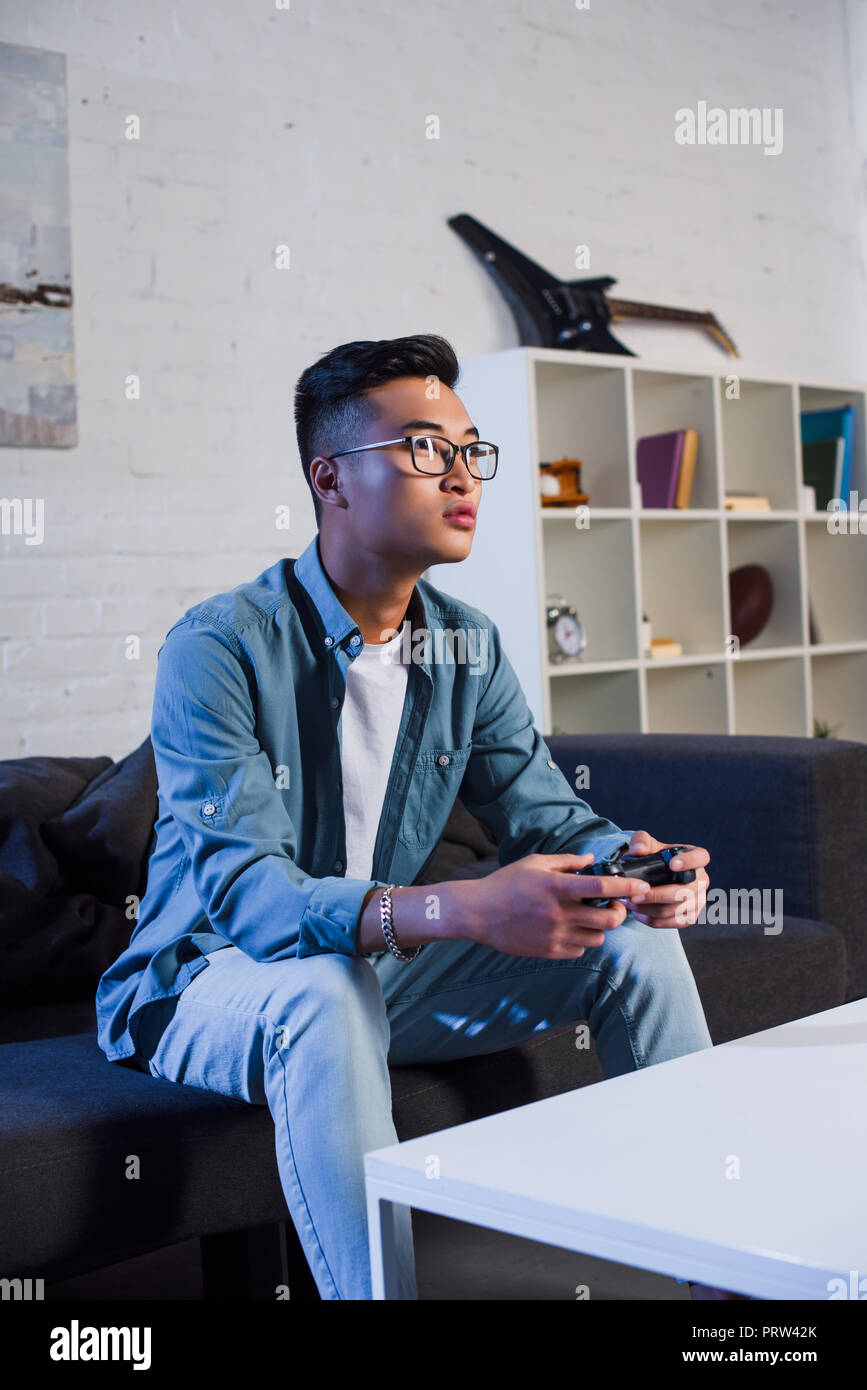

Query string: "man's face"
[[317, 377, 487, 568]]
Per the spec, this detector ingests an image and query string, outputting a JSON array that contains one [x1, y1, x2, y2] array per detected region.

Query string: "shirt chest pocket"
[[397, 744, 472, 849]]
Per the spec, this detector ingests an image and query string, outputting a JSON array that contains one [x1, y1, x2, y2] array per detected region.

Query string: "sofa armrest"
[[545, 732, 867, 1000]]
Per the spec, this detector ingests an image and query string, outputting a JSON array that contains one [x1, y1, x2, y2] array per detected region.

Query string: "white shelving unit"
[[427, 347, 867, 742]]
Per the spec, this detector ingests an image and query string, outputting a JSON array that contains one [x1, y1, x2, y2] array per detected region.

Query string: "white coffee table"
[[365, 998, 867, 1299]]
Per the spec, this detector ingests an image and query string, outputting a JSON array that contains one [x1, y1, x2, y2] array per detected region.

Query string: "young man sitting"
[[96, 333, 745, 1301]]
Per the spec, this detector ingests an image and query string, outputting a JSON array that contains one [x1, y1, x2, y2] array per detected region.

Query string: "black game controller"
[[577, 843, 696, 908]]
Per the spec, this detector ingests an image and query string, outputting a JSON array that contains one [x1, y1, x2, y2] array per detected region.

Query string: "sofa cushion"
[[680, 914, 846, 1044], [0, 738, 156, 1005], [0, 1031, 288, 1281], [41, 735, 157, 905]]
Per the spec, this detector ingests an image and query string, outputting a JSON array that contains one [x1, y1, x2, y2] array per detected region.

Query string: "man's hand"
[[622, 830, 709, 927], [466, 851, 653, 959]]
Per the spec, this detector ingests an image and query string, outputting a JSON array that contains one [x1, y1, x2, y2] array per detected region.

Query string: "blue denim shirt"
[[96, 533, 632, 1062]]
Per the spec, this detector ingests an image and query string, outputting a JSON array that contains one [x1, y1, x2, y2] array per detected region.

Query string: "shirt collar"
[[293, 532, 429, 657]]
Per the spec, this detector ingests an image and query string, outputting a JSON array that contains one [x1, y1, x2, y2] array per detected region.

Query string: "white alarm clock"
[[546, 596, 586, 663]]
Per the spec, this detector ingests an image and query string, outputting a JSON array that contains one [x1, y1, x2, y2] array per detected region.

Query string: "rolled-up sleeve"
[[460, 619, 633, 865], [150, 617, 387, 961]]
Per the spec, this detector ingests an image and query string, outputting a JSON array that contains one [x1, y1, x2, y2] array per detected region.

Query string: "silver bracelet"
[[379, 884, 422, 962]]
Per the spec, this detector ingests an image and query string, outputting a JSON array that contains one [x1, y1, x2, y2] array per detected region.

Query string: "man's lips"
[[443, 505, 477, 524]]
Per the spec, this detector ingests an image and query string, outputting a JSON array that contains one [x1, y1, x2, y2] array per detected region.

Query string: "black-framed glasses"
[[327, 434, 499, 480]]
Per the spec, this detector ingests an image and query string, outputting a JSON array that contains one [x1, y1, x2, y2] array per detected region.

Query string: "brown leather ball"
[[729, 564, 774, 646]]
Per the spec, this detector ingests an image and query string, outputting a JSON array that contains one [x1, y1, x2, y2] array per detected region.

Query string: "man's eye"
[[416, 436, 446, 459]]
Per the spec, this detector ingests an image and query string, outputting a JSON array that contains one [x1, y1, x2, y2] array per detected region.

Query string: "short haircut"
[[293, 333, 461, 527]]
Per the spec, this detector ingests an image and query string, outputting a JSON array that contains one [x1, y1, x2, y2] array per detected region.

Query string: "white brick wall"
[[0, 0, 865, 758]]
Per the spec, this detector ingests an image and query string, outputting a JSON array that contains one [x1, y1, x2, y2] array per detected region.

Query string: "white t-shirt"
[[340, 621, 410, 880]]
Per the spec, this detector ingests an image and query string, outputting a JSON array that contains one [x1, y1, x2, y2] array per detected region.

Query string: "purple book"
[[637, 430, 684, 508]]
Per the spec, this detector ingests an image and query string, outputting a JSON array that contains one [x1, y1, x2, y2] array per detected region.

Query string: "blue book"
[[800, 405, 854, 509]]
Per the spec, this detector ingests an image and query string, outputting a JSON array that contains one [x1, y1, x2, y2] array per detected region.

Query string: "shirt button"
[[350, 634, 361, 646], [547, 760, 557, 769], [331, 696, 340, 709], [324, 635, 334, 647], [334, 860, 343, 873], [203, 802, 217, 816], [437, 754, 451, 766]]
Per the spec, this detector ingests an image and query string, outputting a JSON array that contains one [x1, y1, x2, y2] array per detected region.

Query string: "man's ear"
[[311, 454, 351, 505]]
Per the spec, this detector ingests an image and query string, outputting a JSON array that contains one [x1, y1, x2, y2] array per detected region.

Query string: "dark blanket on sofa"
[[0, 737, 158, 1005]]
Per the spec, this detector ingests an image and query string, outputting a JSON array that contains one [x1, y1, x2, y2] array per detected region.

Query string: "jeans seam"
[[587, 966, 645, 1070], [274, 1028, 343, 1300], [617, 999, 644, 1069]]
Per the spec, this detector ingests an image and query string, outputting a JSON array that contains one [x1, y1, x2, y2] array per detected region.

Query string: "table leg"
[[367, 1184, 412, 1300]]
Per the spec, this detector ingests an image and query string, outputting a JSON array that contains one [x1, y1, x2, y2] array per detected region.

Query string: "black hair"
[[293, 333, 461, 526]]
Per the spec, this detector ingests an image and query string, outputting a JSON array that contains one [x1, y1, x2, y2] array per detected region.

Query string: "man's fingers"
[[570, 875, 651, 902], [626, 866, 708, 905], [633, 902, 685, 921], [668, 845, 710, 871]]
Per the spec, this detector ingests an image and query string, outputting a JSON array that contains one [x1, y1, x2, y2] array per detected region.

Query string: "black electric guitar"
[[448, 213, 738, 358]]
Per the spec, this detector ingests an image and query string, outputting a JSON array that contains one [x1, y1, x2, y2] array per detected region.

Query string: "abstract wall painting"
[[0, 40, 76, 446]]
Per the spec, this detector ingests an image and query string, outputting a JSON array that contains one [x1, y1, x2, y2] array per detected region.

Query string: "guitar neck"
[[607, 297, 714, 326], [605, 297, 739, 356]]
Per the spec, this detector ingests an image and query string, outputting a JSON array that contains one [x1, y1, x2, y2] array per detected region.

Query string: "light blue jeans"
[[130, 913, 713, 1300]]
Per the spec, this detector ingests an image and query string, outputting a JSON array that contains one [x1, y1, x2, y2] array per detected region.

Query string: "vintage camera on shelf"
[[539, 457, 589, 507]]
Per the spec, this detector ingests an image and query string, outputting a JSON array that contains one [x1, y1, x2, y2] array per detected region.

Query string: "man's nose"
[[446, 450, 478, 489]]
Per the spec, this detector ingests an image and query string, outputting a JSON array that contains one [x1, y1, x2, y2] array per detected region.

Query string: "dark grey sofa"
[[1, 732, 864, 1299]]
